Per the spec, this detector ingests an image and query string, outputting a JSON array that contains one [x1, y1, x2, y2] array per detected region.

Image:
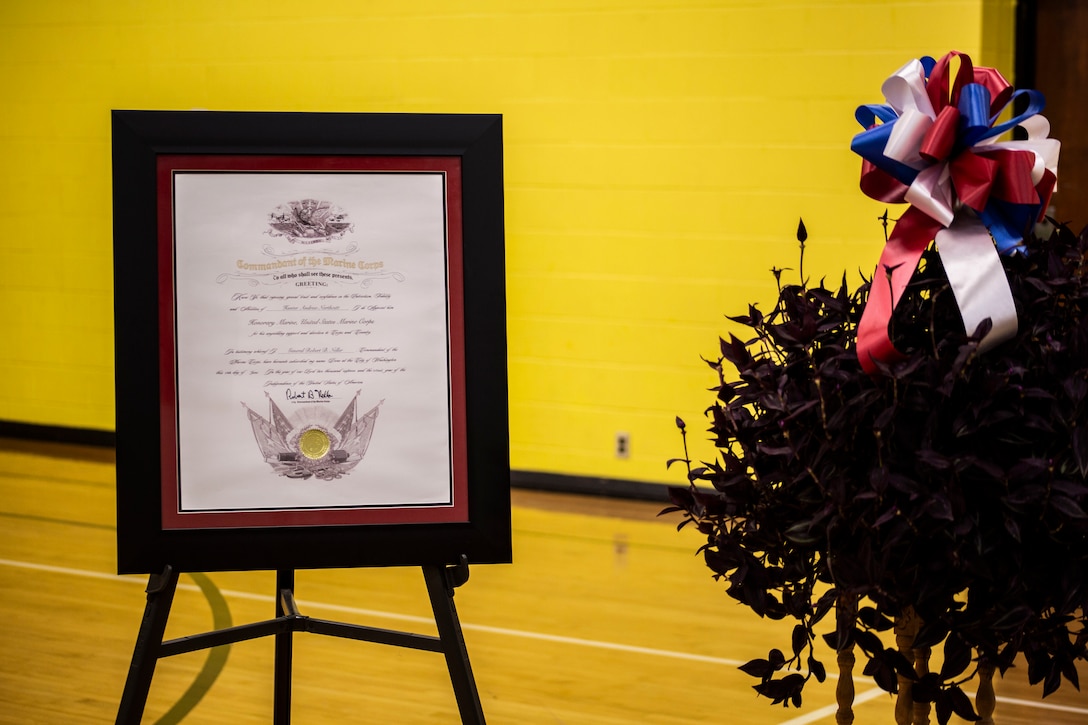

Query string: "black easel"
[[115, 557, 485, 724]]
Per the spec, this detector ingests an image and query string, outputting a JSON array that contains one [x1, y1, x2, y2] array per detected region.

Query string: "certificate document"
[[157, 156, 468, 529]]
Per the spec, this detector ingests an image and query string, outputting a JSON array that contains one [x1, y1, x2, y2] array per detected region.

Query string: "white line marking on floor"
[[6, 557, 1088, 719], [776, 686, 888, 725], [0, 557, 747, 666]]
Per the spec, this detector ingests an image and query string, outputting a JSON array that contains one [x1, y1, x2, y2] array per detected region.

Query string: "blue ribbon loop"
[[958, 84, 992, 148], [850, 120, 921, 187], [980, 89, 1046, 143]]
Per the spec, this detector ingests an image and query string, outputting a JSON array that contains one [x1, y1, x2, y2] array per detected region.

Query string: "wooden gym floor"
[[2, 437, 1088, 724]]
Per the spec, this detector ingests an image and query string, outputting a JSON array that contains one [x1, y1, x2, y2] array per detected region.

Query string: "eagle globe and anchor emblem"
[[266, 198, 354, 244], [243, 391, 381, 481]]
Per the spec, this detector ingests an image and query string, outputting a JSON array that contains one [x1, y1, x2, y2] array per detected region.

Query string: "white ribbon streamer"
[[936, 214, 1019, 351]]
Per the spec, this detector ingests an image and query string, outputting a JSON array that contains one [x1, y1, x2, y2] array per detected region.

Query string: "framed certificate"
[[112, 111, 510, 574]]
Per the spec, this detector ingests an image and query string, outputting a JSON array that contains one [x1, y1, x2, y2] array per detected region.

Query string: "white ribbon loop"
[[881, 59, 936, 119]]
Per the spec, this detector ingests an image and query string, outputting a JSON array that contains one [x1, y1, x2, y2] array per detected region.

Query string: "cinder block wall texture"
[[0, 0, 1015, 484]]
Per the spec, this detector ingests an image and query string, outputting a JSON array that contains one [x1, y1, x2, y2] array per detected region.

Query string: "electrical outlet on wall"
[[615, 432, 630, 459]]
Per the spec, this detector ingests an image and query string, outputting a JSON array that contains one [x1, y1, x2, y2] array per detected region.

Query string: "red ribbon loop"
[[920, 105, 960, 163], [949, 151, 999, 212], [986, 150, 1041, 205], [926, 51, 975, 112]]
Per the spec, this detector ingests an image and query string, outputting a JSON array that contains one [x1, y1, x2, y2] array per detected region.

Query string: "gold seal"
[[298, 428, 331, 460]]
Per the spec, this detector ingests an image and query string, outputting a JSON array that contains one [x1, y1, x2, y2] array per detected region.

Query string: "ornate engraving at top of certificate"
[[163, 161, 466, 528]]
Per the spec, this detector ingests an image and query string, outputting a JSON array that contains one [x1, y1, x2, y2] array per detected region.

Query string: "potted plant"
[[666, 52, 1086, 724]]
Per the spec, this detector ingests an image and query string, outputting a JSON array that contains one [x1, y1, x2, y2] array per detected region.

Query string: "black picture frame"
[[112, 110, 510, 574]]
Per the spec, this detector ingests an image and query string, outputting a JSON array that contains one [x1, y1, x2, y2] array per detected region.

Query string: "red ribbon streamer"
[[857, 207, 944, 376]]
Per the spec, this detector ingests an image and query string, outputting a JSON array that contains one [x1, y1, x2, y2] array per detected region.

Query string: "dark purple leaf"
[[917, 448, 951, 470], [857, 606, 894, 631], [1051, 479, 1088, 497], [1003, 515, 1021, 542], [1061, 656, 1080, 690], [1050, 495, 1087, 519], [854, 630, 883, 656], [749, 303, 764, 327], [756, 442, 796, 457], [948, 685, 980, 721], [739, 658, 774, 679], [752, 673, 805, 706], [1006, 484, 1047, 508], [873, 506, 899, 528], [926, 494, 955, 522], [791, 624, 808, 656], [935, 690, 953, 725], [812, 589, 838, 624], [940, 634, 972, 680], [863, 656, 898, 693], [1044, 664, 1063, 697], [912, 673, 942, 702], [878, 647, 919, 680], [783, 521, 820, 545], [720, 334, 754, 370], [1009, 458, 1048, 483]]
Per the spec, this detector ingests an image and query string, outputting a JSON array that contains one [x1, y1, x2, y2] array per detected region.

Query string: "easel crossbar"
[[159, 615, 444, 658], [306, 618, 444, 652]]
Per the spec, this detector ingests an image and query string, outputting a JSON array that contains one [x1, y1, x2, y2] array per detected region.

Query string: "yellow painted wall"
[[0, 0, 1014, 484]]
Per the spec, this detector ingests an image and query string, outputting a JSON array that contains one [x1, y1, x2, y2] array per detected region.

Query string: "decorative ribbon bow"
[[851, 51, 1060, 375]]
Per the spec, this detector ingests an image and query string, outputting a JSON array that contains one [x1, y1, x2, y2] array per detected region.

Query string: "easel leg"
[[423, 563, 486, 725], [274, 569, 295, 725], [116, 565, 180, 725]]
